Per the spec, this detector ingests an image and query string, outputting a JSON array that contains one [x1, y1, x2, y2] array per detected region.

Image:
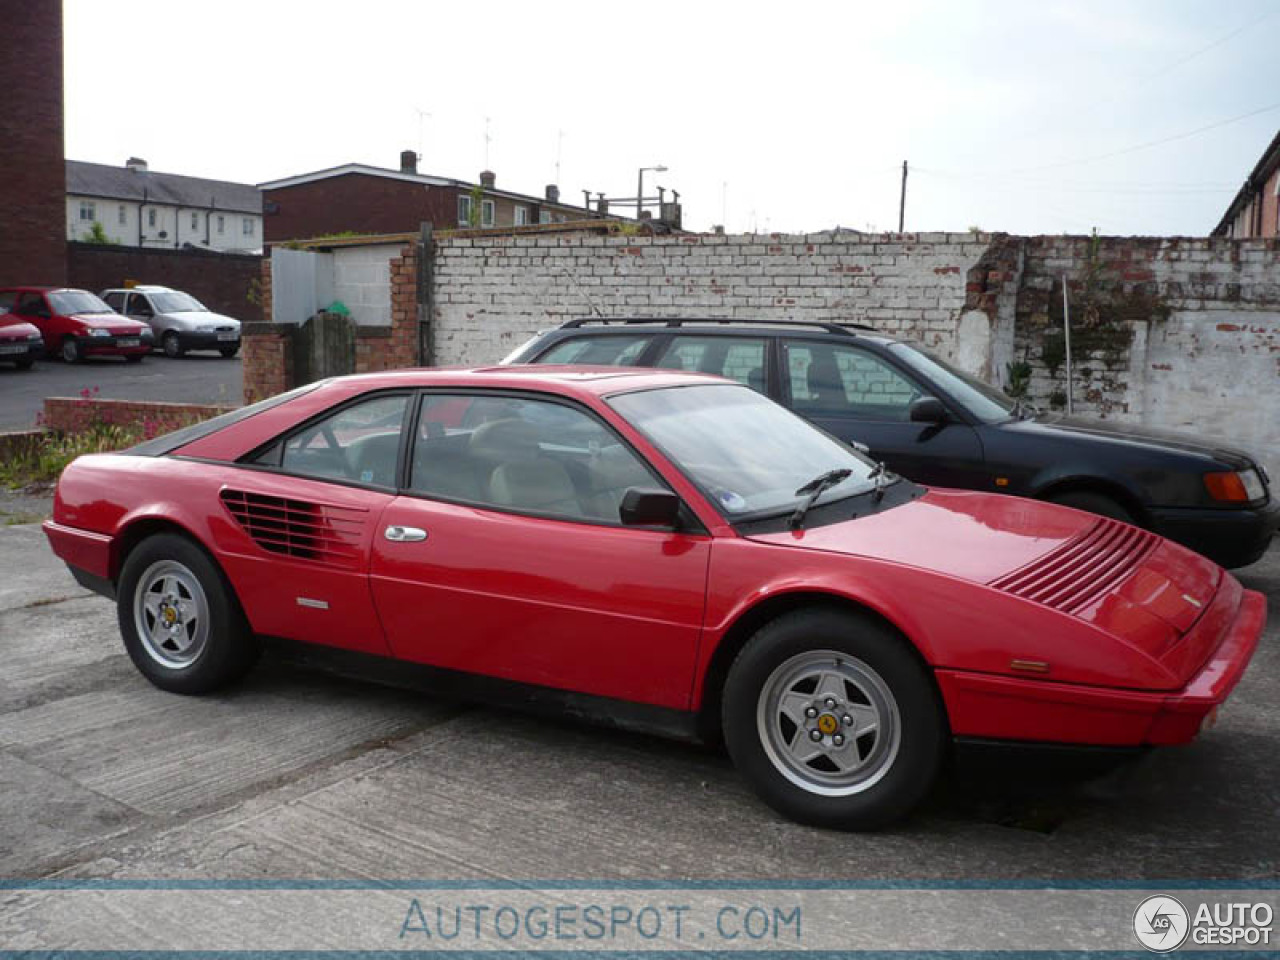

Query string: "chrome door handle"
[[384, 525, 428, 542]]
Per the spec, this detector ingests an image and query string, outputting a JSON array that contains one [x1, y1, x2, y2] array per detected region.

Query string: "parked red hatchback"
[[44, 367, 1265, 828], [0, 287, 153, 363]]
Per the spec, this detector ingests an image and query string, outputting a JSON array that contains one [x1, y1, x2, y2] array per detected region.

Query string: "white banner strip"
[[0, 886, 1276, 952]]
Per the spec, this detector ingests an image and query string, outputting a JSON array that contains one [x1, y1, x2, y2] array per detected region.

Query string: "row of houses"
[[64, 149, 675, 257]]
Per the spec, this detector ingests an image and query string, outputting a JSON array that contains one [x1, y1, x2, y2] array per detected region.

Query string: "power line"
[[1143, 6, 1279, 81]]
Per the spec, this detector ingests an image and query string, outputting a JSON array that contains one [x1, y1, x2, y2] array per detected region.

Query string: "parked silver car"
[[100, 285, 241, 358]]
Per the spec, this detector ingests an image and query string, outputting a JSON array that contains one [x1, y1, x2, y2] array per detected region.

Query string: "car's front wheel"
[[116, 533, 259, 694], [61, 337, 82, 363], [722, 608, 946, 830], [162, 331, 185, 358], [219, 345, 239, 358]]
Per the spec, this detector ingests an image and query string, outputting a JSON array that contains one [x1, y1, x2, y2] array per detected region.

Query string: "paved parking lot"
[[0, 354, 241, 431], [0, 520, 1276, 882]]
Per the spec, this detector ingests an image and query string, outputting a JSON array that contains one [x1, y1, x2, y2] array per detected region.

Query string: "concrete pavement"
[[0, 520, 1276, 881]]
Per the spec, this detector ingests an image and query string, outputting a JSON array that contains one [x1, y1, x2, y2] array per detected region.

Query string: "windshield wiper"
[[789, 469, 852, 530]]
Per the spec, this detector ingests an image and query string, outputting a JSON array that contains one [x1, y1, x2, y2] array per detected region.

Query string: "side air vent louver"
[[220, 489, 365, 567], [989, 517, 1159, 616]]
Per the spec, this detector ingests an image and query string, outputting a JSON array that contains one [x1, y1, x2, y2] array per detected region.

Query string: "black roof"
[[66, 161, 262, 215]]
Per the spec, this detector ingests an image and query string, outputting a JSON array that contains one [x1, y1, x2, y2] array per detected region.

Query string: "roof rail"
[[559, 316, 875, 334]]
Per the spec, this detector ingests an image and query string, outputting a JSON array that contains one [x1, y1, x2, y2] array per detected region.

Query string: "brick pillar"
[[388, 242, 420, 368], [241, 324, 294, 404]]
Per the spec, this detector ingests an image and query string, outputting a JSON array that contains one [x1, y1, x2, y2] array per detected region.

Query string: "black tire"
[[1046, 490, 1136, 525], [15, 358, 34, 370], [116, 533, 259, 694], [219, 346, 239, 358], [162, 331, 184, 358], [125, 353, 144, 363], [722, 607, 946, 830], [61, 337, 82, 363]]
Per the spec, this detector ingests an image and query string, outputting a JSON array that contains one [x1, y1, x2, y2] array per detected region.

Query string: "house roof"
[[67, 160, 262, 215], [1212, 128, 1280, 236], [257, 162, 611, 216]]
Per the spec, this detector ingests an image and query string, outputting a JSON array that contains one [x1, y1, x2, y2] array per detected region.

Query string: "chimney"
[[479, 170, 496, 188], [545, 184, 559, 203], [126, 157, 148, 173], [400, 150, 418, 174]]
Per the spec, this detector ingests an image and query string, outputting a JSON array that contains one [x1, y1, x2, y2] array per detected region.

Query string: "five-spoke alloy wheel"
[[117, 533, 258, 693], [723, 608, 946, 830]]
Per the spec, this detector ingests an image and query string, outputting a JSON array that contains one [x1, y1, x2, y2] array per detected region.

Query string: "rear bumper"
[[42, 519, 114, 581], [936, 587, 1266, 748], [1149, 498, 1280, 568], [176, 330, 241, 351]]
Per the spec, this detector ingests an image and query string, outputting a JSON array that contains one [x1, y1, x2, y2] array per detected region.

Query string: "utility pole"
[[898, 160, 908, 233]]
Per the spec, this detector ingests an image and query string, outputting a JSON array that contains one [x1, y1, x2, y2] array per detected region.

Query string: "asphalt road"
[[0, 353, 242, 431], [1, 515, 1277, 883]]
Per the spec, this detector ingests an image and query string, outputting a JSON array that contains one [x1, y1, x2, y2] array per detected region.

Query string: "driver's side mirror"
[[619, 487, 681, 529], [909, 396, 949, 424]]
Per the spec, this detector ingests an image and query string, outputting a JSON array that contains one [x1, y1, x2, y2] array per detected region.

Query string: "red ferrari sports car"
[[44, 367, 1265, 828]]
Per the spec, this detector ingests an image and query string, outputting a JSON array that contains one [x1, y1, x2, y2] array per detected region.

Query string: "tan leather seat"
[[490, 460, 585, 516]]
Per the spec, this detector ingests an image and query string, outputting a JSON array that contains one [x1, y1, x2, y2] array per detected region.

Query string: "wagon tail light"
[[1203, 469, 1266, 504]]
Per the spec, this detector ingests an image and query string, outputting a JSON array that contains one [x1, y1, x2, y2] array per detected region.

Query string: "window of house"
[[514, 205, 529, 226], [457, 195, 473, 226], [118, 205, 127, 225], [78, 200, 95, 222], [217, 215, 225, 234], [242, 218, 254, 236], [191, 212, 199, 230], [539, 210, 552, 224], [481, 199, 496, 228], [147, 209, 157, 228]]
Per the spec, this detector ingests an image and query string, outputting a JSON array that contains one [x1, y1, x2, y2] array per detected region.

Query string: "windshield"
[[48, 291, 113, 315], [888, 342, 1016, 423], [150, 291, 207, 313], [609, 383, 879, 519]]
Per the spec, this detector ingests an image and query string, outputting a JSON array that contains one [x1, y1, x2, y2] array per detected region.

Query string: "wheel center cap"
[[817, 713, 839, 735], [163, 606, 177, 625]]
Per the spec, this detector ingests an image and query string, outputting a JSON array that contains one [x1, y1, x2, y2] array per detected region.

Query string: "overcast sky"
[[64, 0, 1280, 237]]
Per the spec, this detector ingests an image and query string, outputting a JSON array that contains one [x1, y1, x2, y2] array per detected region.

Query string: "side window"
[[268, 394, 409, 487], [536, 335, 652, 367], [0, 291, 16, 313], [409, 394, 661, 524], [785, 342, 919, 421], [127, 293, 153, 316], [652, 336, 767, 391], [103, 292, 125, 312], [17, 293, 49, 317]]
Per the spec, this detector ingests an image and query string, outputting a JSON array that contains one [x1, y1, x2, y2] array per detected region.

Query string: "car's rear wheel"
[[1046, 490, 1136, 525], [125, 353, 143, 363], [116, 533, 259, 694], [162, 331, 184, 358], [15, 358, 33, 370], [722, 608, 945, 830], [61, 337, 82, 363], [219, 346, 239, 358]]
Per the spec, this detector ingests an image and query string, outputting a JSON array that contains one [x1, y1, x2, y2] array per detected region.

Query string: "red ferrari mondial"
[[44, 367, 1266, 828]]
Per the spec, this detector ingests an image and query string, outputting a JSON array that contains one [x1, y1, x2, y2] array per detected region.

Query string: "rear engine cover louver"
[[220, 489, 365, 567], [989, 517, 1159, 616]]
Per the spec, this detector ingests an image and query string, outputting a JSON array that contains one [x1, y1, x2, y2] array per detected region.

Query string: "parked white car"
[[101, 285, 241, 358]]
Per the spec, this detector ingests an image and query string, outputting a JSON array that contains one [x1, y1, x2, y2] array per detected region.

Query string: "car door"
[[780, 338, 987, 488], [368, 391, 711, 710], [229, 391, 413, 656], [13, 291, 57, 343], [125, 292, 159, 336]]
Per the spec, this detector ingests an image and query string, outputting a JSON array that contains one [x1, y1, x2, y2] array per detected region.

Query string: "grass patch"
[[0, 421, 149, 490]]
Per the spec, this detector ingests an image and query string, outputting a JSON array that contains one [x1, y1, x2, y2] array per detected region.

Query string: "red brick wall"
[[43, 397, 232, 434], [67, 243, 261, 320], [241, 325, 293, 404], [264, 174, 460, 243], [0, 0, 66, 287]]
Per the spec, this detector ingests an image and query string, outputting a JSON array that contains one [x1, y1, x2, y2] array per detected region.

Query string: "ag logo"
[[1134, 895, 1190, 952]]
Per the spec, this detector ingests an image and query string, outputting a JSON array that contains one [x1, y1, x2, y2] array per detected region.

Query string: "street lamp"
[[637, 165, 668, 220]]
